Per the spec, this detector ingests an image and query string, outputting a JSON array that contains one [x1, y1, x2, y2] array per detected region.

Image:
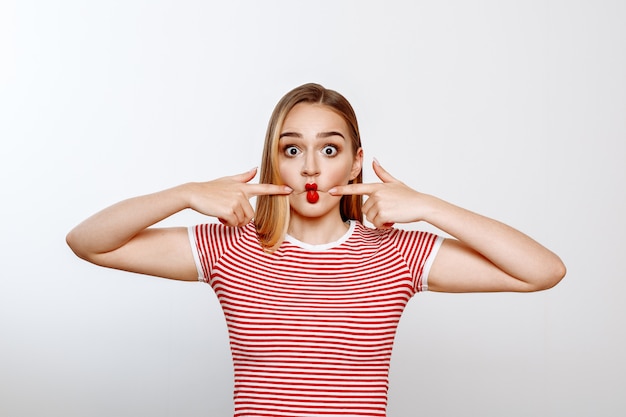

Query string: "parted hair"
[[255, 83, 363, 251]]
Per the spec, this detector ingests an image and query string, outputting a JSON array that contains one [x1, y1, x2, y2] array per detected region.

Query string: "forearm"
[[66, 183, 191, 258], [330, 161, 565, 292], [422, 194, 566, 289]]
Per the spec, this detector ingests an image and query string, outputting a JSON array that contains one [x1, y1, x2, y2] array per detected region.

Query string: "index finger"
[[328, 183, 378, 196], [245, 183, 293, 197]]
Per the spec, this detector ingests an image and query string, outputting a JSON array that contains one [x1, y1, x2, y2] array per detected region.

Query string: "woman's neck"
[[287, 213, 350, 245]]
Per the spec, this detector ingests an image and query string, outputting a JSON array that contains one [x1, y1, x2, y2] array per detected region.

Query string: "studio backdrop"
[[1, 1, 625, 416]]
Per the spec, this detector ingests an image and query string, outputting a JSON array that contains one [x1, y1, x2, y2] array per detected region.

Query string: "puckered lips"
[[305, 183, 319, 204]]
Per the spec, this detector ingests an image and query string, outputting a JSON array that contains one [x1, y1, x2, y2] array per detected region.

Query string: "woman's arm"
[[329, 161, 566, 292], [418, 195, 565, 292], [66, 168, 292, 281]]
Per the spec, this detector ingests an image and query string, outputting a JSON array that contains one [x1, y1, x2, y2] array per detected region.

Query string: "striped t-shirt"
[[189, 220, 442, 417]]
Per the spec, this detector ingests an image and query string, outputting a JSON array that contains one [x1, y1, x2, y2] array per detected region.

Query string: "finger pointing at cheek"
[[328, 184, 377, 196], [245, 183, 293, 197]]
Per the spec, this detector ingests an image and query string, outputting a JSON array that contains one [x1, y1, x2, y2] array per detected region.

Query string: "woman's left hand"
[[329, 160, 427, 228], [332, 159, 566, 292]]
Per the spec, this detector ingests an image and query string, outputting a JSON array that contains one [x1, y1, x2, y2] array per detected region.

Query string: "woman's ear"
[[350, 148, 364, 180]]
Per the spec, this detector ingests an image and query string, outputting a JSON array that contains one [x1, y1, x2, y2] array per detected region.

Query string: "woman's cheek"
[[277, 164, 295, 187]]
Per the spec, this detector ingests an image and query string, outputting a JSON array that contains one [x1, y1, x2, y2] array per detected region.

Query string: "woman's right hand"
[[66, 168, 292, 280], [186, 168, 292, 227]]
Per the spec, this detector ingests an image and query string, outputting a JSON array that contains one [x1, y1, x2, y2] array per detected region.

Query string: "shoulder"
[[348, 221, 396, 247], [190, 222, 261, 280], [193, 221, 256, 234], [352, 221, 397, 240], [191, 221, 258, 249], [352, 221, 442, 251]]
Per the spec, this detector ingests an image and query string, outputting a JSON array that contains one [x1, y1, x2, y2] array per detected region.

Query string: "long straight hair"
[[255, 83, 363, 251]]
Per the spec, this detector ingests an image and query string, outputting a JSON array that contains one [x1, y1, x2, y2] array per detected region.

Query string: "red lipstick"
[[305, 183, 319, 204]]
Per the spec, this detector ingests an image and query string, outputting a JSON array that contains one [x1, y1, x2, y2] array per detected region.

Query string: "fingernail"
[[373, 157, 380, 166], [284, 186, 293, 192], [328, 187, 337, 194], [249, 166, 258, 172]]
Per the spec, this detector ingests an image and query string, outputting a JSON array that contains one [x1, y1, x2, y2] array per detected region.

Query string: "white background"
[[1, 1, 625, 416]]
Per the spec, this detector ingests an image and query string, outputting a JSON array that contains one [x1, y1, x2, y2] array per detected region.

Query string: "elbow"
[[529, 257, 567, 292], [546, 256, 567, 289], [66, 229, 92, 262], [66, 230, 82, 258]]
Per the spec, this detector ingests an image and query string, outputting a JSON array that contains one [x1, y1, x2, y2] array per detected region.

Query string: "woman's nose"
[[301, 152, 320, 177]]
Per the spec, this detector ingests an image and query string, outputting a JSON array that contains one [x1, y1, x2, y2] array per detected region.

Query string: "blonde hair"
[[255, 83, 363, 251]]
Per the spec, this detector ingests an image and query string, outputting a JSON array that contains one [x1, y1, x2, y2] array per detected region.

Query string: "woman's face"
[[277, 103, 362, 220]]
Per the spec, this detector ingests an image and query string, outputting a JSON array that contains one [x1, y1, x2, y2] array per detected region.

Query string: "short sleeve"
[[187, 223, 247, 284], [389, 229, 444, 292], [187, 226, 206, 282]]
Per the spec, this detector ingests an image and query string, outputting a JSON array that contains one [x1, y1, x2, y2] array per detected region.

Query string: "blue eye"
[[322, 145, 338, 157], [284, 146, 300, 157]]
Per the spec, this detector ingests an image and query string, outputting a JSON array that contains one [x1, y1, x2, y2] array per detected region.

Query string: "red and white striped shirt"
[[189, 220, 442, 417]]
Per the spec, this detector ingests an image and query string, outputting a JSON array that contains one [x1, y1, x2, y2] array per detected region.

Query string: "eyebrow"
[[279, 131, 346, 140]]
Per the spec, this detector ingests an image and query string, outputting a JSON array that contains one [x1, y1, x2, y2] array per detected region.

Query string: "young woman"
[[67, 83, 566, 416]]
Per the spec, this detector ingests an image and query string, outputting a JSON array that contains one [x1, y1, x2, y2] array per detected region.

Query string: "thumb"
[[372, 158, 398, 183], [229, 167, 258, 183]]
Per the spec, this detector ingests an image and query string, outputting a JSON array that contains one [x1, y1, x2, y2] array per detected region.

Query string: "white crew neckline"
[[284, 220, 356, 251]]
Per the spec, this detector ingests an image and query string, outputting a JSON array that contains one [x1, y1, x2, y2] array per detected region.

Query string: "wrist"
[[418, 193, 454, 226], [171, 182, 198, 210], [149, 183, 196, 213]]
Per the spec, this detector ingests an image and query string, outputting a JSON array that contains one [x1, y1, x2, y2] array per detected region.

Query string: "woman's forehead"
[[281, 103, 349, 133]]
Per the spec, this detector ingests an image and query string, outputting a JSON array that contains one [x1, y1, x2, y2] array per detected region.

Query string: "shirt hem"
[[421, 235, 444, 291], [187, 226, 205, 282]]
